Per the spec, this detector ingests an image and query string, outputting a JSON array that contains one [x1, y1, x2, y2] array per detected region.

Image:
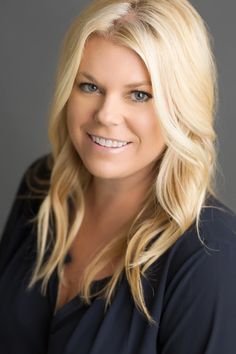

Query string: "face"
[[67, 35, 166, 185]]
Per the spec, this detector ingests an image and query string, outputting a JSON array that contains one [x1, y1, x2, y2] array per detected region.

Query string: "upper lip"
[[88, 133, 131, 143]]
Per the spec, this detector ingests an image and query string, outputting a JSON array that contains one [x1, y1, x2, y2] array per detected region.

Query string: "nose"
[[94, 94, 123, 126]]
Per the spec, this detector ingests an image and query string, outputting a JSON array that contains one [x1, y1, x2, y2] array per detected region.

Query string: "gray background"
[[0, 0, 235, 234]]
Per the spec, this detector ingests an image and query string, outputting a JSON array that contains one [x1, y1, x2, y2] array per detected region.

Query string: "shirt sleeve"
[[157, 237, 236, 354]]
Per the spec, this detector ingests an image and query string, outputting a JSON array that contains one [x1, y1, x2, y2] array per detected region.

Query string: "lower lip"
[[87, 134, 132, 153]]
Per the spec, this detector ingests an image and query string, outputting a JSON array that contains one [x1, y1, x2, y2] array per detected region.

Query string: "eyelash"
[[77, 82, 152, 103]]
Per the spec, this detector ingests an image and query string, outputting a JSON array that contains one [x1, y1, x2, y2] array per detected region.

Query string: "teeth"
[[91, 135, 128, 148]]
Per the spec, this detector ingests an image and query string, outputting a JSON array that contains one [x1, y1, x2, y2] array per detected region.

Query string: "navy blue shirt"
[[0, 155, 236, 354]]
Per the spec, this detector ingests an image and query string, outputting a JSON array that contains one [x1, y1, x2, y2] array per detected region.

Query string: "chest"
[[54, 241, 117, 313]]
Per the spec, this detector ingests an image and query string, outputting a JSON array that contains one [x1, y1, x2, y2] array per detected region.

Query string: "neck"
[[85, 168, 155, 227]]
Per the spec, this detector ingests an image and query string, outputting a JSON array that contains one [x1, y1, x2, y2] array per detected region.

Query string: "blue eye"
[[131, 91, 152, 103], [78, 82, 98, 93], [77, 82, 152, 103]]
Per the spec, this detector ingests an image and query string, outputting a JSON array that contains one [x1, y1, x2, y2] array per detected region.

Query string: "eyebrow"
[[78, 71, 152, 88]]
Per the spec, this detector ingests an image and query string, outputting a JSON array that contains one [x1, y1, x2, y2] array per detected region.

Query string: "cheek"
[[134, 111, 163, 140], [137, 112, 166, 154], [66, 104, 76, 137], [66, 98, 82, 144], [66, 95, 90, 128]]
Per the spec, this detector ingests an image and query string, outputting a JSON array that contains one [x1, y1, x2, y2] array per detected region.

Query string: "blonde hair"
[[27, 0, 220, 325]]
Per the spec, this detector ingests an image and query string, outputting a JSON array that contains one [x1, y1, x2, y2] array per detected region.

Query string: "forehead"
[[78, 35, 151, 86]]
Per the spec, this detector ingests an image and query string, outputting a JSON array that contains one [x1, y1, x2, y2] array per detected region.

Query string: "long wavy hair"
[[27, 0, 219, 325]]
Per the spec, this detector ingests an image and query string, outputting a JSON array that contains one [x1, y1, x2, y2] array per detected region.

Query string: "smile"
[[88, 134, 131, 148]]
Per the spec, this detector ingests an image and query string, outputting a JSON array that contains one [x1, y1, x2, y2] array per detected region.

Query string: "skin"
[[66, 34, 166, 235]]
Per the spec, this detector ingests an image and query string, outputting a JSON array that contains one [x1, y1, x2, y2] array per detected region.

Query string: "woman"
[[0, 0, 236, 353]]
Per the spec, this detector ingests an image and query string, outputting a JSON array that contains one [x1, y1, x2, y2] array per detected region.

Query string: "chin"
[[81, 162, 123, 180], [87, 170, 124, 180]]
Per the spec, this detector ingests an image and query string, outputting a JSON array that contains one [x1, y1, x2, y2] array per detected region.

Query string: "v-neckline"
[[52, 267, 113, 317]]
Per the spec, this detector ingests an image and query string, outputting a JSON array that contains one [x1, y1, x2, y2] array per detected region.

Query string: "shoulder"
[[1, 153, 53, 241], [14, 153, 53, 214], [181, 193, 235, 252], [198, 193, 236, 245], [163, 195, 236, 289], [155, 197, 236, 352], [0, 154, 53, 270], [18, 153, 53, 197]]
